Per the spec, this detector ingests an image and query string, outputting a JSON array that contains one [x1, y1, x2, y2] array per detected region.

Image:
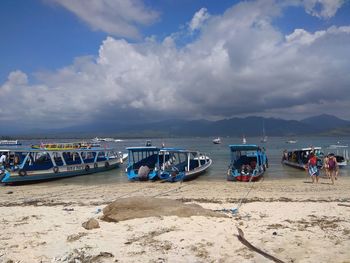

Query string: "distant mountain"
[[2, 114, 350, 138], [300, 114, 350, 132]]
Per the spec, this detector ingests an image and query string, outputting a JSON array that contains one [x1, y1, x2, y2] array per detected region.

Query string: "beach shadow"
[[320, 182, 334, 185], [303, 181, 313, 184]]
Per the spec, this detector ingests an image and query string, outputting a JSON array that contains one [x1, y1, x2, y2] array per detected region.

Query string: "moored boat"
[[0, 147, 125, 184], [213, 137, 221, 144], [125, 146, 212, 182], [227, 144, 268, 182], [126, 146, 161, 181], [158, 148, 212, 182], [281, 147, 323, 169], [0, 140, 21, 146], [31, 142, 100, 150]]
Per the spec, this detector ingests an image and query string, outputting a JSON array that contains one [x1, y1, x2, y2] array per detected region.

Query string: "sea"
[[8, 136, 350, 186]]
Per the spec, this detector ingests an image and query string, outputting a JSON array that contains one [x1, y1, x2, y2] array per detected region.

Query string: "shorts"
[[308, 165, 319, 176]]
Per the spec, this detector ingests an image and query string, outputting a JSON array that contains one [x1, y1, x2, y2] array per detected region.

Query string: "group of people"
[[306, 152, 338, 184]]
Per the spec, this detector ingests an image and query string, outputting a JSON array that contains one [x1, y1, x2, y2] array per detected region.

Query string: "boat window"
[[81, 151, 97, 162], [96, 151, 107, 162], [63, 151, 82, 165], [52, 152, 64, 166]]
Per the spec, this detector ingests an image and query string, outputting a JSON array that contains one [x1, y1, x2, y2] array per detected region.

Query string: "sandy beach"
[[1, 177, 350, 263]]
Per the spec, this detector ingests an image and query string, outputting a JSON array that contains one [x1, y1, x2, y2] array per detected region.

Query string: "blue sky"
[[1, 0, 350, 130]]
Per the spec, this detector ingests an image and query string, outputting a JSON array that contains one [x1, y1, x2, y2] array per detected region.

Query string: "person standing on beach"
[[306, 152, 319, 183], [327, 153, 338, 185], [0, 152, 7, 167], [323, 155, 330, 179]]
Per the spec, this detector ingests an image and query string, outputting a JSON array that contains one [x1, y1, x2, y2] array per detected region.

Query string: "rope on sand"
[[152, 182, 189, 198], [216, 176, 264, 215], [236, 227, 285, 263]]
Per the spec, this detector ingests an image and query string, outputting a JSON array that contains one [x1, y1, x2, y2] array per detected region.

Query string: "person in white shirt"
[[0, 153, 7, 165]]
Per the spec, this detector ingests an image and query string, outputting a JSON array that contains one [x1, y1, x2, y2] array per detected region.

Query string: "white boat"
[[92, 137, 116, 142], [0, 140, 21, 146], [212, 137, 221, 144], [242, 136, 247, 144], [286, 140, 297, 144]]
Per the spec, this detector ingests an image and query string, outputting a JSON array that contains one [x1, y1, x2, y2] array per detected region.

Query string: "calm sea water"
[[6, 136, 350, 185]]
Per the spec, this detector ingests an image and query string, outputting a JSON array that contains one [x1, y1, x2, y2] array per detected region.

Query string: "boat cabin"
[[126, 146, 161, 180], [227, 144, 268, 182]]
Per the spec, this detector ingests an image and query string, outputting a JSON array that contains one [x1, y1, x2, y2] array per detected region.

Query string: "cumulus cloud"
[[301, 0, 344, 19], [1, 0, 350, 129], [48, 0, 159, 39], [189, 8, 210, 32]]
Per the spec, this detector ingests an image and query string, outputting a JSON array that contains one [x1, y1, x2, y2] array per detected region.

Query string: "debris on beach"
[[101, 197, 228, 222], [82, 218, 100, 230], [53, 248, 114, 262]]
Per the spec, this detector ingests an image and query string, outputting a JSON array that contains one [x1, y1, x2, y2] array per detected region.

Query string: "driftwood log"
[[337, 203, 350, 208], [236, 227, 285, 263]]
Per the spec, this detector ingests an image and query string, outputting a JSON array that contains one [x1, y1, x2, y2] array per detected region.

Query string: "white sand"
[[1, 177, 350, 263]]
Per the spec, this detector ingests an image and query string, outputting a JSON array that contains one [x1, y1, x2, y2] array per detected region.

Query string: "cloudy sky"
[[1, 0, 350, 129]]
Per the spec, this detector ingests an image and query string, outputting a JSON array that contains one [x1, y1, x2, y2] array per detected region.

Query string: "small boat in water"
[[212, 137, 221, 144], [158, 148, 212, 182], [227, 144, 268, 182], [0, 147, 126, 184], [126, 146, 212, 182], [31, 142, 100, 150], [242, 136, 247, 144], [0, 140, 21, 146], [286, 140, 297, 144], [281, 147, 323, 169]]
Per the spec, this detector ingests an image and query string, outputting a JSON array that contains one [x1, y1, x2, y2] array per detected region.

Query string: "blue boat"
[[126, 146, 161, 181], [158, 148, 212, 182], [227, 144, 268, 182], [126, 146, 212, 182], [0, 147, 127, 184]]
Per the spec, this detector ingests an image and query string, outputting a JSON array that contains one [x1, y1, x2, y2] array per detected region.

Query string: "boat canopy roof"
[[229, 144, 260, 151], [0, 147, 114, 152], [289, 147, 322, 152], [126, 146, 159, 151], [160, 147, 188, 152]]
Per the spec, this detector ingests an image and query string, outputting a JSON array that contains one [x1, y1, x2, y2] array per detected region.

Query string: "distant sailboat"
[[242, 135, 247, 144], [261, 121, 267, 143]]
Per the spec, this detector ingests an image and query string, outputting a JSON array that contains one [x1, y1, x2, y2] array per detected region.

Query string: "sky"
[[1, 0, 350, 130]]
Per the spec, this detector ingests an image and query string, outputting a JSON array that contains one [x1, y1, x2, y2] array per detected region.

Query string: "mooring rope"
[[153, 182, 189, 198]]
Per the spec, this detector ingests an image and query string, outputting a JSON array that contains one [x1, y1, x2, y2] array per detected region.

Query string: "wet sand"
[[0, 177, 350, 262]]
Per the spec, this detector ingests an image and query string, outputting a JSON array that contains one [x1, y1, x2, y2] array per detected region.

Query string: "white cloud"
[[1, 0, 350, 128], [189, 8, 210, 32], [48, 0, 159, 39], [302, 0, 344, 19]]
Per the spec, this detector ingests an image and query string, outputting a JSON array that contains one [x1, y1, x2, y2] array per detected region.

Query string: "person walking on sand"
[[327, 153, 338, 185], [323, 154, 330, 179], [306, 152, 319, 183]]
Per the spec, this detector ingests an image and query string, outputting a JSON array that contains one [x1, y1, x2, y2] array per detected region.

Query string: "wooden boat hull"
[[161, 159, 212, 182], [227, 173, 263, 182], [1, 159, 121, 184], [282, 160, 306, 170]]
